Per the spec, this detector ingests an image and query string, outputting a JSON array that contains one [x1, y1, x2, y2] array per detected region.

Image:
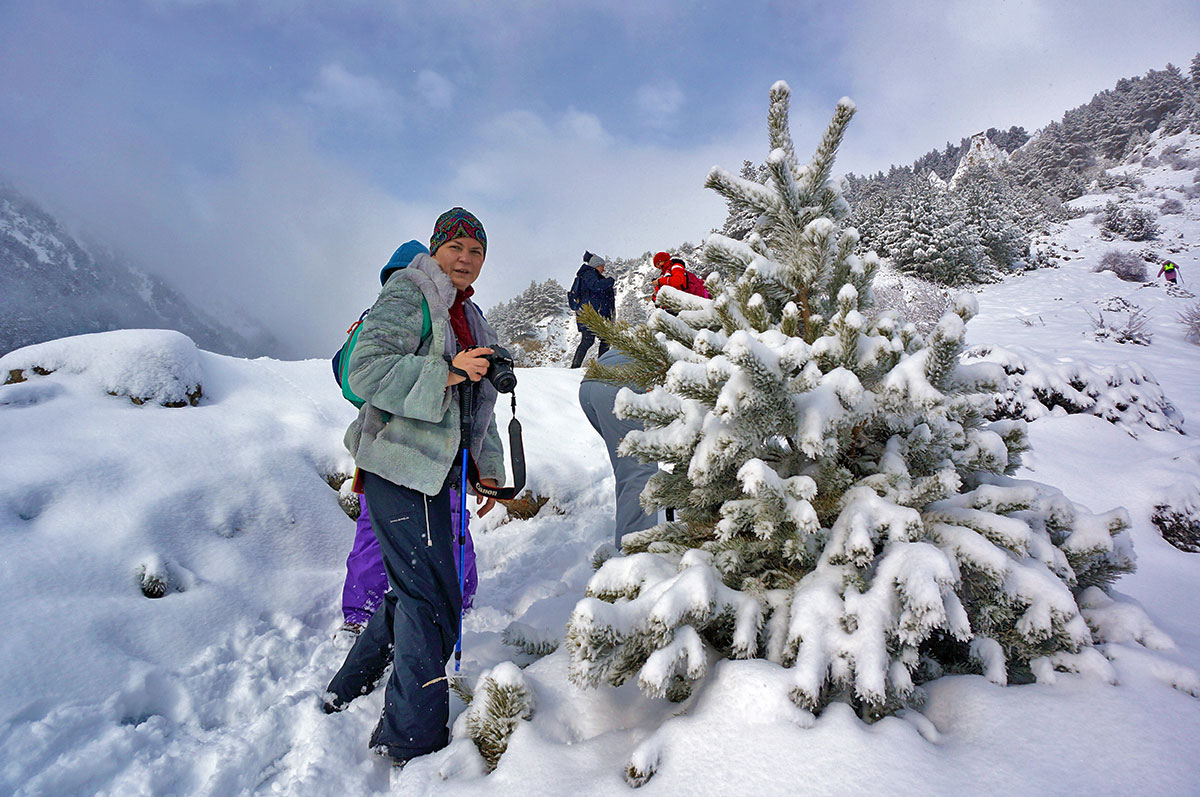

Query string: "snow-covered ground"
[[3, 144, 1200, 795]]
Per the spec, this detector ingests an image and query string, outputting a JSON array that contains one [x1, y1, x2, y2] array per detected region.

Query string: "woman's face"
[[433, 236, 486, 291]]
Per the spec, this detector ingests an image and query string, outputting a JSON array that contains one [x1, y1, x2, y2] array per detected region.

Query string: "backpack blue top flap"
[[333, 240, 434, 407]]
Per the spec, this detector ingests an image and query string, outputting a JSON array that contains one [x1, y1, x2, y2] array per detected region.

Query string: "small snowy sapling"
[[462, 663, 534, 772], [566, 81, 1140, 724]]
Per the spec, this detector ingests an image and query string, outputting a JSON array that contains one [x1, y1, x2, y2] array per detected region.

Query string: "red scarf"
[[448, 287, 477, 350]]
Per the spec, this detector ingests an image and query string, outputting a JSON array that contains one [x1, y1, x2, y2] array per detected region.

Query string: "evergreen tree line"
[[724, 55, 1200, 288], [492, 56, 1200, 348]]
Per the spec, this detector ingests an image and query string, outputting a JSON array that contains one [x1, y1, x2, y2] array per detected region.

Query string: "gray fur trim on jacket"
[[343, 253, 505, 495]]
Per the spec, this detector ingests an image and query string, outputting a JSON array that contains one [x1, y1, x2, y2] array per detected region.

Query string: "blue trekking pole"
[[451, 349, 527, 673], [455, 379, 474, 674]]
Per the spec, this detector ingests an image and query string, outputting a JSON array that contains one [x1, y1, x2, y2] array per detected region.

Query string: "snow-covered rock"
[[949, 132, 1010, 190]]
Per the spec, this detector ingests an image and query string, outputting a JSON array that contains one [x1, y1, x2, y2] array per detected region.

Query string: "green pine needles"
[[567, 81, 1136, 719], [463, 663, 534, 772]]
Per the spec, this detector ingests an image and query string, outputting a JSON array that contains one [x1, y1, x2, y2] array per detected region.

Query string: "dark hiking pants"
[[571, 327, 609, 368], [325, 470, 461, 760]]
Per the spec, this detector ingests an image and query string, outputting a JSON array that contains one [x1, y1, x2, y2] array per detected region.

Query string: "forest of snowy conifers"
[[489, 55, 1200, 363]]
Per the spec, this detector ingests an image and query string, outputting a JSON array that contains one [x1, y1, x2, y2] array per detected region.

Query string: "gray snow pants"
[[578, 377, 659, 547]]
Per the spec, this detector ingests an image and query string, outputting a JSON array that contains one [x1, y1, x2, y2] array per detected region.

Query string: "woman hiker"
[[323, 207, 504, 768], [336, 239, 481, 639]]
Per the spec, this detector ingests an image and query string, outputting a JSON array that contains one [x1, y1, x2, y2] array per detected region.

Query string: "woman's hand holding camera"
[[447, 347, 494, 386]]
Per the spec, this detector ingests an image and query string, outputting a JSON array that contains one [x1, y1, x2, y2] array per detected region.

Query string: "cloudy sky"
[[2, 0, 1198, 356]]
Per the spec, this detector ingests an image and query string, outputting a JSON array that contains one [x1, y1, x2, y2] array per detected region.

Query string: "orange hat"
[[653, 251, 671, 270]]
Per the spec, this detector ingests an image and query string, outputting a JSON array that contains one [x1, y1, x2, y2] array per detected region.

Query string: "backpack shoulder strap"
[[420, 295, 432, 345]]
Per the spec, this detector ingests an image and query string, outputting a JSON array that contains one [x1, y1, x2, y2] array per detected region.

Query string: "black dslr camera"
[[481, 345, 517, 393]]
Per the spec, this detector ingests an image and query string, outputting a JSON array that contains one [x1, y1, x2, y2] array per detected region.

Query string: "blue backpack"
[[332, 241, 432, 408]]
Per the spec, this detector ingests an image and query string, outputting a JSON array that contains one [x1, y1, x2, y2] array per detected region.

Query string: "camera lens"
[[483, 346, 517, 393], [489, 367, 517, 393]]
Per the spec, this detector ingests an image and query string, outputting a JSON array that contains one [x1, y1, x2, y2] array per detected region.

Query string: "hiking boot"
[[369, 716, 408, 768], [331, 621, 365, 649], [321, 691, 347, 714]]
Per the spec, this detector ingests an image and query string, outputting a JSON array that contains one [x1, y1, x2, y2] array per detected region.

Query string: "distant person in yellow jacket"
[[1158, 260, 1181, 285]]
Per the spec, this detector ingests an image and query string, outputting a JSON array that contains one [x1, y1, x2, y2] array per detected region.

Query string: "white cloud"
[[634, 81, 685, 127], [416, 69, 454, 109], [303, 62, 403, 126], [430, 103, 767, 308]]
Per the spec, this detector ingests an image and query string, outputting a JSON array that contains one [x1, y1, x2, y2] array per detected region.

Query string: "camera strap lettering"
[[458, 382, 526, 500]]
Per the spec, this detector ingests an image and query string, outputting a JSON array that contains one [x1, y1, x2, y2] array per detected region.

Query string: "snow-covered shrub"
[[1093, 249, 1147, 282], [0, 329, 204, 407], [1123, 209, 1161, 241], [1095, 172, 1143, 192], [135, 555, 169, 598], [964, 344, 1182, 435], [337, 478, 360, 519], [501, 621, 560, 658], [1140, 155, 1161, 169], [1180, 303, 1200, 344], [566, 84, 1141, 723], [870, 275, 951, 335], [1101, 202, 1160, 241], [1153, 506, 1200, 553], [1151, 469, 1200, 553], [1159, 198, 1185, 215], [462, 663, 534, 772], [625, 738, 663, 788], [1161, 150, 1199, 171], [1089, 308, 1153, 345]]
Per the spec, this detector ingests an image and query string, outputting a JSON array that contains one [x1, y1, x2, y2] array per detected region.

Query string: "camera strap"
[[459, 383, 526, 500]]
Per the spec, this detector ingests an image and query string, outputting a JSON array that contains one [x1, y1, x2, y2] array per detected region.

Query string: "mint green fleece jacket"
[[343, 253, 506, 496]]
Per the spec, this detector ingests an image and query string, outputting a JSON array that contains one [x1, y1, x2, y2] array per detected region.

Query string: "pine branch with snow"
[[462, 663, 534, 773]]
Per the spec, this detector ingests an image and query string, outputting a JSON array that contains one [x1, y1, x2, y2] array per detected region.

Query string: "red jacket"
[[653, 262, 709, 300]]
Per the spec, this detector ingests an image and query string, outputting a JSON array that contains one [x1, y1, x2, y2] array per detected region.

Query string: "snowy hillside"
[[0, 184, 278, 358], [3, 128, 1200, 792], [4, 116, 1200, 797]]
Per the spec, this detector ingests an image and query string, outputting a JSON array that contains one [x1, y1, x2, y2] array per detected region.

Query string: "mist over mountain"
[[0, 183, 280, 358]]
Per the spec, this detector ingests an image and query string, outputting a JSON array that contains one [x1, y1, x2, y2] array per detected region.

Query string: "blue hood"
[[380, 240, 430, 285]]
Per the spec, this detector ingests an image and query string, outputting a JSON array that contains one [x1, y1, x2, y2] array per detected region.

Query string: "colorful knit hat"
[[652, 251, 671, 271], [430, 207, 487, 255]]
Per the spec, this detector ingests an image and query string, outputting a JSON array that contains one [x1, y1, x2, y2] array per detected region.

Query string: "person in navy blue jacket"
[[569, 252, 616, 368]]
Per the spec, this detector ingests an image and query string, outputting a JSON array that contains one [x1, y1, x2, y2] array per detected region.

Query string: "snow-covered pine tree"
[[877, 175, 989, 284], [954, 165, 1030, 272], [565, 81, 1136, 720], [717, 160, 770, 241]]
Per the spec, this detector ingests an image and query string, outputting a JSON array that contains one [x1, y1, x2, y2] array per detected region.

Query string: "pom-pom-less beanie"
[[430, 207, 487, 255]]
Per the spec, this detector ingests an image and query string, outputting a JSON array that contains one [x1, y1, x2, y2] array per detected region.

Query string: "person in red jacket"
[[652, 253, 709, 302]]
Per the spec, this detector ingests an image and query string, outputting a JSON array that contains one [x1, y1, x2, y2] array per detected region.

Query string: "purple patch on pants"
[[341, 490, 477, 625]]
